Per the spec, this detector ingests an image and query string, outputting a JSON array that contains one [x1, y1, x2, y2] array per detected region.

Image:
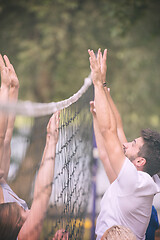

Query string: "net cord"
[[0, 74, 92, 117]]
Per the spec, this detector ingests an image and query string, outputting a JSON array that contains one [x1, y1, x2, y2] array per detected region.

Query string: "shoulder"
[[117, 157, 138, 182], [133, 171, 159, 196], [0, 184, 4, 203], [138, 171, 157, 187], [114, 158, 139, 195]]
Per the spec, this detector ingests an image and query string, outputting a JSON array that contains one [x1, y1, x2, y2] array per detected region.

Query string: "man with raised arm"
[[88, 48, 160, 240]]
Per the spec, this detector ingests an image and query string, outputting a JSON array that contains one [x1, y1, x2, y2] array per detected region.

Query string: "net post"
[[90, 130, 98, 240]]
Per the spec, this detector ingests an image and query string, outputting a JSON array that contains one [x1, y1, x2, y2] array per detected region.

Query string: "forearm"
[[93, 116, 116, 183], [0, 85, 9, 168], [105, 88, 127, 143], [1, 115, 16, 180], [0, 143, 11, 180], [0, 85, 9, 139], [33, 136, 56, 201], [94, 83, 117, 135], [1, 87, 19, 179], [5, 86, 19, 141]]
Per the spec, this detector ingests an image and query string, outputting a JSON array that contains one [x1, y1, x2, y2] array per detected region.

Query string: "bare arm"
[[99, 49, 127, 144], [89, 50, 127, 182], [105, 88, 127, 144], [88, 49, 125, 178], [90, 101, 116, 183], [0, 55, 10, 176], [18, 112, 59, 240], [1, 55, 19, 180]]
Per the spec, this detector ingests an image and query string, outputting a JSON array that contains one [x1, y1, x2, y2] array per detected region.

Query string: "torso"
[[96, 158, 159, 240], [0, 180, 28, 210], [0, 184, 4, 203]]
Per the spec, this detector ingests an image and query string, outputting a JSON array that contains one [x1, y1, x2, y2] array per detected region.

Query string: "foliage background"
[[0, 1, 160, 239], [0, 0, 160, 140]]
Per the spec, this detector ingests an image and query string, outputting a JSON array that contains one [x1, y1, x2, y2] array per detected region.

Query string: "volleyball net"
[[0, 75, 93, 240]]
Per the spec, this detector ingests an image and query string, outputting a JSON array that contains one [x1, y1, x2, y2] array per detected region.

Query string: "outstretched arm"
[[88, 49, 125, 178], [18, 112, 60, 240], [99, 49, 127, 144], [0, 54, 10, 177], [1, 55, 19, 180]]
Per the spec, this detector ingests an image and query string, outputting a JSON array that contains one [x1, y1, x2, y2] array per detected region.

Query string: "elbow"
[[98, 149, 107, 162], [0, 135, 5, 146], [100, 125, 117, 138], [4, 139, 11, 148]]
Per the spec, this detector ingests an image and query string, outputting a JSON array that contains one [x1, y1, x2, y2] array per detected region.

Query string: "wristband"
[[103, 82, 107, 87]]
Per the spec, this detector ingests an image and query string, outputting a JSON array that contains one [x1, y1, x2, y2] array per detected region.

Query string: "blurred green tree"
[[0, 0, 160, 202]]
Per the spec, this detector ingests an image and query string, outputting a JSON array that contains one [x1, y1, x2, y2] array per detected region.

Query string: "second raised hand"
[[3, 55, 19, 89], [88, 48, 102, 86], [100, 49, 107, 83]]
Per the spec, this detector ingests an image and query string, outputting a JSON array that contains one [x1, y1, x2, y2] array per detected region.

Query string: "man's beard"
[[123, 149, 137, 162]]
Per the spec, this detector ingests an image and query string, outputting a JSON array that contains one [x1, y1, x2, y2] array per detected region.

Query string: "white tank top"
[[0, 182, 28, 210], [0, 182, 28, 240]]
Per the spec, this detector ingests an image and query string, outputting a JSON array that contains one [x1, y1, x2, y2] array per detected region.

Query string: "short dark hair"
[[138, 128, 160, 176], [0, 202, 23, 240]]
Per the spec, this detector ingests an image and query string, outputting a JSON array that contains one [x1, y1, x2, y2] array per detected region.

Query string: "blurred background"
[[0, 0, 160, 239], [0, 0, 160, 138]]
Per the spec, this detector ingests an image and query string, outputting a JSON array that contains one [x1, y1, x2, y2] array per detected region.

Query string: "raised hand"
[[47, 111, 60, 144], [4, 55, 19, 89], [0, 54, 5, 71], [0, 54, 10, 89], [52, 229, 69, 240], [100, 49, 107, 83], [88, 48, 108, 86], [90, 101, 96, 117], [88, 48, 102, 85]]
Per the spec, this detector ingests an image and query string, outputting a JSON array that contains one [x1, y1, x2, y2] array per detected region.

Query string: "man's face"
[[123, 137, 144, 162]]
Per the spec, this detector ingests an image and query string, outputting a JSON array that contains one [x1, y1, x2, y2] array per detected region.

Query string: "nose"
[[123, 143, 128, 148], [123, 143, 128, 154]]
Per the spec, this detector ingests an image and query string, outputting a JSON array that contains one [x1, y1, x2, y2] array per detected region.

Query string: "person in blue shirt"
[[146, 205, 159, 240]]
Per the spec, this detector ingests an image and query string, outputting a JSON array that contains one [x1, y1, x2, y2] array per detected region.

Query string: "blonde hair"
[[101, 225, 136, 240]]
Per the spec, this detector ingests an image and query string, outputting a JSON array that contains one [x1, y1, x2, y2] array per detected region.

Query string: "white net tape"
[[0, 75, 92, 116]]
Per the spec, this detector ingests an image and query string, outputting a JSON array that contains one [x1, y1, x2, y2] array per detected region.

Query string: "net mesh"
[[4, 79, 93, 240]]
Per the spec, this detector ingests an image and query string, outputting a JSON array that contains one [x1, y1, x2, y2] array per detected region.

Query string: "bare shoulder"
[[0, 184, 4, 203]]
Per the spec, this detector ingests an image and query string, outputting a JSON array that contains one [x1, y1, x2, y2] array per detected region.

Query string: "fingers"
[[3, 55, 11, 68], [88, 48, 107, 69], [47, 117, 51, 130], [47, 111, 60, 135], [1, 67, 9, 77], [1, 67, 10, 87], [53, 229, 68, 240], [99, 50, 103, 65], [97, 48, 101, 65], [0, 54, 5, 71], [88, 49, 97, 66], [102, 49, 107, 61], [88, 49, 96, 59], [90, 101, 94, 109], [101, 49, 107, 66], [90, 101, 96, 114], [55, 111, 60, 128], [4, 55, 17, 76]]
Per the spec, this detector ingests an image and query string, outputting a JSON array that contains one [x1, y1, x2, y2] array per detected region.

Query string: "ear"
[[135, 157, 146, 167]]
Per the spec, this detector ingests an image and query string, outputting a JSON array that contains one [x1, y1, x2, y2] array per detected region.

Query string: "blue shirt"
[[146, 206, 159, 240]]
